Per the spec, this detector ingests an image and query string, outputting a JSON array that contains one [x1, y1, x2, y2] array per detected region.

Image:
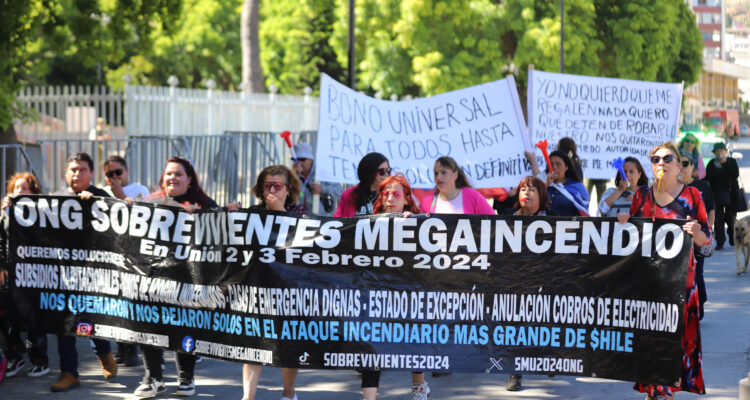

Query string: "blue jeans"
[[57, 335, 111, 376]]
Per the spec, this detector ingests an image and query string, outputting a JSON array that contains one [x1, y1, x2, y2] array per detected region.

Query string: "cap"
[[712, 142, 727, 152], [293, 142, 314, 160]]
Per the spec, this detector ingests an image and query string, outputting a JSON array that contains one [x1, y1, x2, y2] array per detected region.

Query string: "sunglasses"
[[650, 154, 675, 164], [105, 169, 124, 178], [382, 190, 403, 199], [681, 160, 691, 167], [263, 182, 286, 191], [376, 167, 392, 177], [291, 158, 309, 163]]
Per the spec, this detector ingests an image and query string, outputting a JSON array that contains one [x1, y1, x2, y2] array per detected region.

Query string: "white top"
[[433, 192, 463, 214], [105, 183, 150, 200]]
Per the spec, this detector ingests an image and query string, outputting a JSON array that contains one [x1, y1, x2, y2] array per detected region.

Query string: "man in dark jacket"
[[49, 152, 116, 391], [704, 142, 740, 251]]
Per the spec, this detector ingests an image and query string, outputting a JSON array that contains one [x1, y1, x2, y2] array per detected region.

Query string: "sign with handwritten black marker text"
[[528, 70, 683, 179], [316, 74, 531, 188]]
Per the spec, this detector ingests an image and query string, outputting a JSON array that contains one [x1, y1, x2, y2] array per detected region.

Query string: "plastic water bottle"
[[740, 372, 750, 400]]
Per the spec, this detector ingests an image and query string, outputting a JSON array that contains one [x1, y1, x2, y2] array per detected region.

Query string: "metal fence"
[[15, 84, 320, 141], [0, 145, 45, 198], [26, 131, 317, 206]]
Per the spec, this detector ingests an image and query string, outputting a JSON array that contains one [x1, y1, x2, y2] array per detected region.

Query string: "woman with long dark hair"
[[545, 150, 589, 216], [134, 157, 218, 397], [597, 157, 648, 217], [334, 152, 391, 217], [419, 156, 495, 215]]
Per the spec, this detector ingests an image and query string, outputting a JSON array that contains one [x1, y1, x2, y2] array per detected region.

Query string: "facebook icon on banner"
[[182, 336, 195, 352]]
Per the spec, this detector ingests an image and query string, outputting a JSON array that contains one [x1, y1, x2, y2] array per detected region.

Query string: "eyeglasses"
[[681, 160, 691, 167], [382, 190, 403, 199], [263, 182, 286, 191], [105, 169, 124, 178], [650, 154, 675, 164], [376, 167, 392, 177], [291, 158, 309, 163]]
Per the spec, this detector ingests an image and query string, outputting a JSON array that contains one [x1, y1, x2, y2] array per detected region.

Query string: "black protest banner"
[[8, 196, 690, 385]]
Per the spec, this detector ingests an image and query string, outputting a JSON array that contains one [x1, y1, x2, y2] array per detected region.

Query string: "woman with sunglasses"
[[419, 156, 495, 215], [370, 174, 430, 399], [545, 151, 589, 217], [677, 133, 706, 179], [617, 142, 708, 400], [597, 157, 648, 217], [136, 156, 218, 397], [242, 165, 306, 400], [679, 153, 715, 321], [334, 152, 391, 217]]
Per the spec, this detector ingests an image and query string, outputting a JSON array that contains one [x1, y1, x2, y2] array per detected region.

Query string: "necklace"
[[440, 188, 461, 201]]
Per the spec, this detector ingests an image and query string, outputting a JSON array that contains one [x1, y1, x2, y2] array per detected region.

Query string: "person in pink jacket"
[[419, 156, 496, 215], [333, 152, 391, 217]]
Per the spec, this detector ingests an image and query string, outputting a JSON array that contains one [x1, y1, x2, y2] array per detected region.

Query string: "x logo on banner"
[[485, 357, 504, 373]]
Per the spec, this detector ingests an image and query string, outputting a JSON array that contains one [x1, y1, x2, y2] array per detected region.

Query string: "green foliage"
[[260, 0, 344, 94]]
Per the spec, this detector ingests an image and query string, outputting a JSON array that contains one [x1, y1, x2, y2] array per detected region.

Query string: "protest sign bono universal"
[[316, 73, 531, 188]]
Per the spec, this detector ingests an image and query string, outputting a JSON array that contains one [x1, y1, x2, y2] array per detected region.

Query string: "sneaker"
[[134, 378, 166, 398], [175, 379, 195, 396], [5, 358, 26, 378], [27, 364, 50, 377], [50, 372, 80, 392], [411, 383, 430, 400], [97, 351, 118, 379], [506, 374, 522, 391]]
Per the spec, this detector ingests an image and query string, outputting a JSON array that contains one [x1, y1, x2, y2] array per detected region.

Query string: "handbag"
[[732, 177, 748, 212]]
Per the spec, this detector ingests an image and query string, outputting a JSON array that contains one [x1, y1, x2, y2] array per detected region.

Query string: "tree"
[[329, 0, 702, 99], [242, 0, 265, 92], [260, 0, 344, 94]]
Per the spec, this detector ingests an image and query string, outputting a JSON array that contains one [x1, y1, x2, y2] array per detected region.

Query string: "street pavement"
[[1, 140, 750, 399]]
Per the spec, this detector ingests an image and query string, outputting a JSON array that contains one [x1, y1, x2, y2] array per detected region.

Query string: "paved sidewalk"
[[1, 140, 750, 399]]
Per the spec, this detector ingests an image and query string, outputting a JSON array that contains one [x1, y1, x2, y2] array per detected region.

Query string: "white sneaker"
[[27, 364, 50, 377], [5, 358, 26, 378], [412, 383, 430, 400], [175, 379, 195, 396], [134, 378, 166, 398]]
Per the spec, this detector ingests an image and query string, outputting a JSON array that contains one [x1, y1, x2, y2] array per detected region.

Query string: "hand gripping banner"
[[7, 196, 690, 385]]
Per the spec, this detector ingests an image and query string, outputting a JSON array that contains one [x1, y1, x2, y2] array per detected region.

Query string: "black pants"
[[0, 284, 48, 366], [140, 345, 195, 381], [714, 201, 736, 246], [361, 370, 380, 388]]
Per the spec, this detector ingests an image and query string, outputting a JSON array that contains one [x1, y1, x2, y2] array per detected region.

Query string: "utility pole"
[[347, 0, 356, 88]]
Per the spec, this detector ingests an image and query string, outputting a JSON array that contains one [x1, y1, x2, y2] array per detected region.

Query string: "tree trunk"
[[241, 0, 265, 93]]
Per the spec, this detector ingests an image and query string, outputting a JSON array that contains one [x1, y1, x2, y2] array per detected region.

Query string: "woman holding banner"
[[419, 156, 496, 215], [597, 157, 648, 217], [617, 142, 707, 399], [545, 151, 590, 217], [0, 172, 50, 379], [135, 156, 219, 398], [372, 174, 428, 399], [334, 152, 391, 217], [242, 165, 306, 400]]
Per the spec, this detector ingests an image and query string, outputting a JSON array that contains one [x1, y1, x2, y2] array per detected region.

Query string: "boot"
[[97, 352, 118, 379], [50, 372, 80, 392]]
